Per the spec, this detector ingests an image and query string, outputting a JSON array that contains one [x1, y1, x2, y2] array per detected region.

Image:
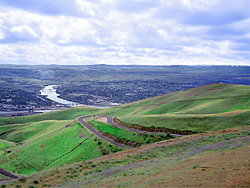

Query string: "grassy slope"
[[0, 83, 249, 177], [0, 139, 16, 157], [103, 83, 250, 132], [102, 83, 250, 116], [90, 120, 172, 145], [119, 110, 250, 132], [6, 125, 250, 187], [0, 120, 124, 175]]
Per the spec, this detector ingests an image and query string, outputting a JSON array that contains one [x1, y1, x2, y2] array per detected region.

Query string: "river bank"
[[40, 85, 113, 109], [0, 85, 113, 117]]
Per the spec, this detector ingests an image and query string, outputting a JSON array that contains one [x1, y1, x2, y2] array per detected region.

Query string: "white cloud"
[[10, 25, 39, 39], [0, 0, 249, 65], [75, 0, 96, 17]]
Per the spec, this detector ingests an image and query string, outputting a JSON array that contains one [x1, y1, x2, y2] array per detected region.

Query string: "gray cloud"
[[0, 0, 95, 17]]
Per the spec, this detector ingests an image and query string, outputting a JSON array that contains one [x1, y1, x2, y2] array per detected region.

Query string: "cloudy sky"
[[0, 0, 250, 65]]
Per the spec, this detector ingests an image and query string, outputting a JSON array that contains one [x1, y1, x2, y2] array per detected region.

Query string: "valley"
[[0, 82, 249, 187], [1, 65, 250, 112]]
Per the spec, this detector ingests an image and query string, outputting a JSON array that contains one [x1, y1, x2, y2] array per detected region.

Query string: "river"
[[40, 85, 110, 108], [40, 85, 78, 106]]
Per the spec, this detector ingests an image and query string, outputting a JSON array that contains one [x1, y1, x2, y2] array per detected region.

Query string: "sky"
[[0, 0, 250, 66]]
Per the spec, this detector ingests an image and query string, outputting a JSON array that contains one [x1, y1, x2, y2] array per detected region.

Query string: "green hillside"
[[0, 83, 249, 178], [0, 139, 16, 157], [104, 83, 250, 116], [0, 106, 99, 126], [3, 125, 250, 187], [106, 83, 250, 132], [0, 120, 124, 175]]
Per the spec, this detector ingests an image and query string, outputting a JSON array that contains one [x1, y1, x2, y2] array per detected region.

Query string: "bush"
[[28, 185, 36, 188], [167, 132, 171, 138], [19, 176, 27, 182], [192, 164, 200, 169], [33, 179, 39, 184], [84, 171, 89, 175]]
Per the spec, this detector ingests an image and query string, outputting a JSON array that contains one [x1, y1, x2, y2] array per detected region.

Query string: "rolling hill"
[[107, 83, 250, 132], [0, 83, 250, 187]]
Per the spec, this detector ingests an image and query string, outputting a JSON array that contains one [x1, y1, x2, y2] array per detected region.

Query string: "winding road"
[[78, 115, 185, 149], [96, 115, 185, 137], [1, 115, 185, 181], [78, 116, 133, 149]]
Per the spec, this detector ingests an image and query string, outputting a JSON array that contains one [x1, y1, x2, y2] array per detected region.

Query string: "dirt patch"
[[78, 133, 86, 139], [95, 117, 108, 123], [40, 144, 46, 149]]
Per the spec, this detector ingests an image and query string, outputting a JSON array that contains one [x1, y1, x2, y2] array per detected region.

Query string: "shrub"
[[28, 185, 36, 188], [33, 179, 39, 184], [19, 176, 27, 182], [84, 171, 88, 175], [192, 164, 200, 169], [78, 163, 84, 167], [167, 132, 171, 138]]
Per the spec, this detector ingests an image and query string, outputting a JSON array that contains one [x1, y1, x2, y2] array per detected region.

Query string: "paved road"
[[78, 116, 133, 149], [93, 115, 185, 137], [0, 168, 19, 180]]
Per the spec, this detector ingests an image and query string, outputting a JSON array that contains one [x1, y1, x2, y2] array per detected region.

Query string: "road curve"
[[93, 115, 185, 137], [78, 116, 133, 149], [0, 168, 19, 180]]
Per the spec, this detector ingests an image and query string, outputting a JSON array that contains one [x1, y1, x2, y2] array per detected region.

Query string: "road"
[[78, 115, 186, 149], [0, 115, 184, 181], [0, 168, 19, 180], [78, 116, 133, 149], [90, 115, 185, 137]]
